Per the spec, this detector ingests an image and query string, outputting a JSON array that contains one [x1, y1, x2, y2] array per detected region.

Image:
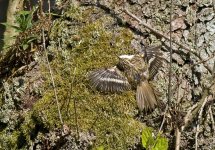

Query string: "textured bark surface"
[[3, 0, 24, 47]]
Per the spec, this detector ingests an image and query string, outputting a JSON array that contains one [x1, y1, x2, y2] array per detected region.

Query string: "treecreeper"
[[88, 45, 163, 111]]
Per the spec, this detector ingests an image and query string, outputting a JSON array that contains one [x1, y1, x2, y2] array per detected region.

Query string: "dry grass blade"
[[42, 28, 64, 126]]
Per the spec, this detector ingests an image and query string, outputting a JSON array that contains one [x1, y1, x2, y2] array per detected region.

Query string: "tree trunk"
[[3, 0, 24, 49]]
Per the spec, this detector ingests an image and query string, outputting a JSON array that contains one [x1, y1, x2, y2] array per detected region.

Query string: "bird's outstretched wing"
[[136, 80, 159, 111], [148, 57, 163, 79], [143, 45, 162, 61], [144, 45, 163, 80], [88, 67, 131, 92]]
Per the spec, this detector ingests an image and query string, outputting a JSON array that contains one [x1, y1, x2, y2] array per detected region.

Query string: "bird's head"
[[117, 54, 146, 73], [117, 55, 133, 71]]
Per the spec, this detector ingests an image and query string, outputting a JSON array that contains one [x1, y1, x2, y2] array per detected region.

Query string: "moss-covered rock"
[[0, 4, 147, 149], [29, 5, 145, 149]]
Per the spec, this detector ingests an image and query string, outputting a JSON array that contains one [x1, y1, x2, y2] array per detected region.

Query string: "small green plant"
[[2, 7, 36, 33], [1, 7, 38, 50], [142, 127, 168, 150], [20, 36, 37, 50]]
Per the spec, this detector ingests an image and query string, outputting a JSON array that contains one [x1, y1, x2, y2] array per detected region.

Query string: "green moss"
[[0, 130, 19, 149], [0, 5, 144, 149], [31, 5, 144, 149]]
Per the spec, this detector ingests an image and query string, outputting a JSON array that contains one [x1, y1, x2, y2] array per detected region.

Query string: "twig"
[[67, 67, 79, 139], [212, 60, 215, 78], [195, 96, 209, 150], [74, 97, 79, 140], [168, 0, 173, 108], [39, 0, 44, 16], [175, 127, 181, 150], [47, 0, 53, 33], [175, 74, 183, 150], [181, 89, 208, 131], [212, 0, 215, 13], [42, 28, 64, 126], [182, 103, 198, 131], [192, 53, 215, 67], [66, 67, 76, 116], [209, 105, 215, 147], [48, 0, 51, 21], [176, 74, 182, 104], [158, 105, 168, 133], [208, 106, 215, 134], [167, 1, 181, 148], [154, 104, 168, 149]]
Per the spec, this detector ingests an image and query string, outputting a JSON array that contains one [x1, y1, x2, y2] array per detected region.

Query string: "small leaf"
[[142, 127, 153, 148], [0, 23, 21, 31], [0, 22, 10, 27], [96, 146, 104, 150], [22, 44, 29, 50], [153, 136, 168, 150], [26, 37, 37, 43]]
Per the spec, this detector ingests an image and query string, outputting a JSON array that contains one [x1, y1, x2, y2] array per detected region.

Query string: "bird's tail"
[[136, 80, 160, 111]]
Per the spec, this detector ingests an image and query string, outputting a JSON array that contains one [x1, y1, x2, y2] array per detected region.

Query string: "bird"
[[88, 45, 163, 111]]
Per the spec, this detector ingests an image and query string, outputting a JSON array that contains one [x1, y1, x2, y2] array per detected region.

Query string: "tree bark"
[[3, 0, 24, 48]]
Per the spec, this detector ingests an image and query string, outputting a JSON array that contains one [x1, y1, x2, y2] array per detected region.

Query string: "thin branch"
[[167, 1, 180, 149], [212, 0, 215, 13], [192, 53, 215, 67], [66, 67, 76, 116], [212, 60, 215, 78], [74, 96, 79, 140], [195, 96, 209, 150], [168, 0, 173, 107], [181, 89, 208, 131], [67, 67, 79, 139], [158, 105, 168, 133], [175, 127, 181, 150], [175, 74, 183, 150], [48, 0, 51, 19], [209, 106, 215, 135], [39, 0, 44, 16], [42, 28, 64, 126], [182, 103, 198, 131], [48, 0, 51, 29]]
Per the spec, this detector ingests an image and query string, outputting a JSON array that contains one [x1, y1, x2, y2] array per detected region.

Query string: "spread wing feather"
[[148, 57, 163, 79], [141, 45, 162, 60], [88, 67, 131, 92], [142, 45, 163, 80]]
